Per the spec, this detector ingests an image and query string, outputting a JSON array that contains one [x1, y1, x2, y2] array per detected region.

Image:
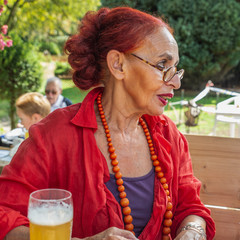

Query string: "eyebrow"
[[158, 53, 179, 66]]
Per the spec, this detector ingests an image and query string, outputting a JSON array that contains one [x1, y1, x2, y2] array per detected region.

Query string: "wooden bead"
[[108, 146, 115, 153], [125, 223, 134, 231], [167, 202, 173, 210], [163, 183, 168, 190], [118, 185, 125, 192], [162, 235, 170, 240], [112, 165, 120, 173], [157, 171, 164, 178], [162, 227, 171, 235], [151, 155, 158, 161], [153, 160, 160, 166], [163, 219, 172, 227], [116, 178, 123, 185], [160, 177, 167, 184], [122, 206, 131, 215], [111, 159, 118, 166], [115, 172, 122, 179], [110, 153, 117, 160], [164, 210, 173, 219], [119, 191, 126, 199], [124, 215, 133, 224], [155, 166, 161, 172], [120, 198, 129, 207]]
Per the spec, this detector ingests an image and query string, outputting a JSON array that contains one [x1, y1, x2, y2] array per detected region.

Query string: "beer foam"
[[28, 203, 73, 226]]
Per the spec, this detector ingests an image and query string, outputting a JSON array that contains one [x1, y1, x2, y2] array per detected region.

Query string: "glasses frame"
[[45, 89, 58, 95], [131, 53, 184, 82]]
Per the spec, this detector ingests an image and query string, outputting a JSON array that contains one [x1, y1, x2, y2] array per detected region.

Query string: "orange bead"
[[104, 125, 108, 129], [119, 191, 126, 199], [155, 166, 161, 172], [110, 153, 117, 160], [103, 121, 107, 125], [167, 196, 171, 202], [147, 139, 152, 144], [111, 159, 118, 166], [167, 202, 173, 210], [153, 160, 160, 166], [151, 155, 158, 161], [118, 185, 125, 192], [163, 219, 172, 227], [98, 107, 103, 111], [150, 151, 155, 155], [144, 128, 148, 133], [116, 178, 123, 185], [145, 132, 150, 136], [165, 190, 170, 196], [120, 198, 129, 207], [162, 235, 170, 240], [164, 210, 173, 219], [99, 110, 104, 115], [112, 165, 120, 173], [100, 115, 105, 119], [150, 147, 154, 151], [107, 137, 112, 142], [125, 223, 134, 231], [106, 133, 111, 138], [124, 215, 133, 224], [108, 142, 113, 147], [146, 136, 151, 140], [160, 177, 167, 184], [162, 227, 171, 235], [157, 171, 164, 178], [105, 129, 110, 133], [108, 146, 115, 153], [122, 206, 131, 215], [149, 143, 153, 147], [163, 183, 168, 190], [115, 172, 122, 179]]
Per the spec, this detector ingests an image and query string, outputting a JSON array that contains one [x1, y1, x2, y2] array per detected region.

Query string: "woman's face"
[[16, 108, 35, 130], [124, 27, 181, 116]]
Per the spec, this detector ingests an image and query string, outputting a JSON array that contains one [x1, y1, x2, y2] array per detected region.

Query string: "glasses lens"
[[45, 90, 57, 95], [164, 68, 184, 82]]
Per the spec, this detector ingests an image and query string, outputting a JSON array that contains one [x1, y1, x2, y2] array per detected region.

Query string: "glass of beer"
[[28, 188, 73, 240]]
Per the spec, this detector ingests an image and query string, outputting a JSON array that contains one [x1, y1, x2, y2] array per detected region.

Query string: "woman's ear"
[[106, 50, 125, 80], [31, 113, 42, 124]]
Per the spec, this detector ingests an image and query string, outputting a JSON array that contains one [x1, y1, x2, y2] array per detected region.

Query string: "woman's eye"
[[156, 62, 165, 70]]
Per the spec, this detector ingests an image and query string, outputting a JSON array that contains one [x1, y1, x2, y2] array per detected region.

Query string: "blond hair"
[[16, 92, 51, 118]]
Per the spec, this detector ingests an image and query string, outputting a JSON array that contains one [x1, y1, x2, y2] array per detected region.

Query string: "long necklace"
[[97, 93, 173, 240]]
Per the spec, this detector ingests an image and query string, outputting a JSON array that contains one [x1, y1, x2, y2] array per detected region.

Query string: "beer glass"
[[28, 188, 73, 240]]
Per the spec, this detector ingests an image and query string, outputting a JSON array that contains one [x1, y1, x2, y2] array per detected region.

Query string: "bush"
[[54, 61, 71, 77], [39, 41, 61, 56], [0, 33, 43, 128]]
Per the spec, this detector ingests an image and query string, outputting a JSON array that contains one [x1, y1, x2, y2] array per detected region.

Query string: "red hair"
[[65, 7, 173, 90]]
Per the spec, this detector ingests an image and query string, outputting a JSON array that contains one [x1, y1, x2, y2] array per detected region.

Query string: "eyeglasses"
[[45, 90, 57, 95], [131, 53, 184, 82]]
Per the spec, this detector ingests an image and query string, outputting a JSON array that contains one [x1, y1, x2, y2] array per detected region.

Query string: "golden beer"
[[29, 219, 72, 240], [28, 189, 73, 240]]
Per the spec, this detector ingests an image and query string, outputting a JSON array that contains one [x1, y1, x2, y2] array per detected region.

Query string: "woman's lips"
[[157, 93, 174, 106]]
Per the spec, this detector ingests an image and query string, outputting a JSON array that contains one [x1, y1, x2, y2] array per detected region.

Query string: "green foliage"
[[0, 33, 43, 128], [4, 0, 101, 39], [39, 41, 61, 56], [101, 0, 240, 89], [54, 61, 71, 76]]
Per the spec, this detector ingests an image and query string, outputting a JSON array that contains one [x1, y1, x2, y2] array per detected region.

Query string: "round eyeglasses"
[[131, 53, 184, 83]]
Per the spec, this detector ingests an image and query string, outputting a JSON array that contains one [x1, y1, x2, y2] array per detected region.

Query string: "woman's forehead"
[[138, 27, 178, 57]]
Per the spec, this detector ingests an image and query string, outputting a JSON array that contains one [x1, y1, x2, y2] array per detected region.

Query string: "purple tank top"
[[105, 167, 155, 237]]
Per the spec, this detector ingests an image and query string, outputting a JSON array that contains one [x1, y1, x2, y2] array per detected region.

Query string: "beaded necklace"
[[97, 93, 173, 240]]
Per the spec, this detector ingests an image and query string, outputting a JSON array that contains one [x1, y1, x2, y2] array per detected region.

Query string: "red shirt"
[[0, 87, 215, 240]]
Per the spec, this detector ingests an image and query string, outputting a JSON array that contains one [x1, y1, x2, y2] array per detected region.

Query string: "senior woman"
[[0, 7, 215, 240]]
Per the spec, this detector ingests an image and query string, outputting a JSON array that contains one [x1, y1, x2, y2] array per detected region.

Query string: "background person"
[[9, 92, 51, 157], [45, 76, 73, 112], [0, 7, 215, 240]]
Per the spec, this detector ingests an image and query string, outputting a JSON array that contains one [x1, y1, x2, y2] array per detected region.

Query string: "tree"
[[101, 0, 240, 89], [0, 34, 42, 129], [2, 0, 101, 39]]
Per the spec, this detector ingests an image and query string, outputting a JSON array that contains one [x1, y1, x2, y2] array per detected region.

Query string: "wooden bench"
[[185, 134, 240, 240]]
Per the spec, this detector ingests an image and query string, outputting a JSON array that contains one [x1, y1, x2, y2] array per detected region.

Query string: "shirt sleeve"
[[170, 132, 215, 239], [0, 125, 50, 239]]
